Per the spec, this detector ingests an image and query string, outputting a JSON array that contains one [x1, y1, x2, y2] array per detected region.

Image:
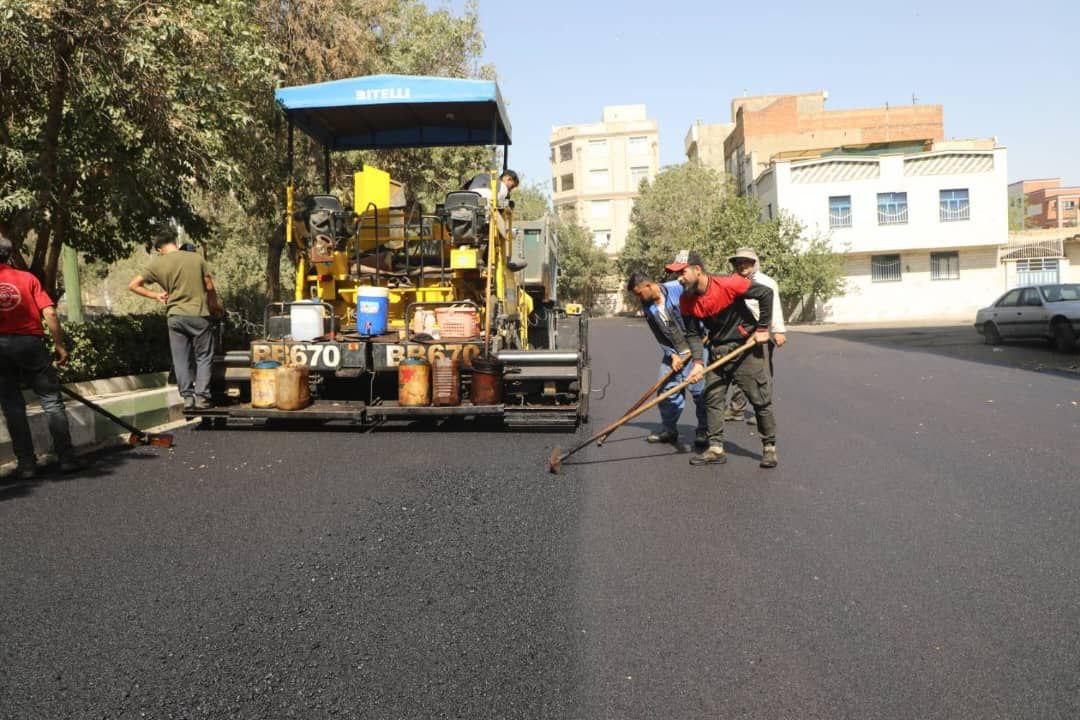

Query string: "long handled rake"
[[548, 338, 756, 473], [60, 386, 176, 448], [594, 361, 682, 447]]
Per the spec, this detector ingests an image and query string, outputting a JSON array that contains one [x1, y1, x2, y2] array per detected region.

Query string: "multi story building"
[[549, 105, 659, 255], [1008, 179, 1080, 230], [753, 140, 1011, 322], [684, 120, 734, 176]]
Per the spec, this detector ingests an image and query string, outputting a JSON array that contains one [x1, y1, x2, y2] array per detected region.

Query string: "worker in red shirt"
[[666, 249, 778, 469], [0, 238, 84, 479]]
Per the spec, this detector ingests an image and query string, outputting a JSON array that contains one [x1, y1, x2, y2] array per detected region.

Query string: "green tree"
[[556, 221, 609, 312], [0, 0, 277, 296], [618, 162, 726, 278], [619, 163, 845, 321], [511, 182, 551, 222]]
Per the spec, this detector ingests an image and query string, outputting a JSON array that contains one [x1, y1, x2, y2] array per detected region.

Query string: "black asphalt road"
[[2, 318, 1079, 719]]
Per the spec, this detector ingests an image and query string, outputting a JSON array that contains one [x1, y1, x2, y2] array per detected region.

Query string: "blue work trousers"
[[657, 349, 708, 434]]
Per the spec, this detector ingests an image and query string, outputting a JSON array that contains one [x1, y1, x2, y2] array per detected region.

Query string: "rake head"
[[548, 446, 564, 474], [127, 432, 175, 448]]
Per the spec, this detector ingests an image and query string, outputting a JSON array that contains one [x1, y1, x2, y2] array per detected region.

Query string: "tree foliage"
[[555, 221, 610, 313], [619, 162, 846, 321], [0, 0, 496, 303]]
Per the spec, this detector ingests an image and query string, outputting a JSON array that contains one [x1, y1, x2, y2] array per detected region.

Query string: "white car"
[[974, 283, 1080, 352]]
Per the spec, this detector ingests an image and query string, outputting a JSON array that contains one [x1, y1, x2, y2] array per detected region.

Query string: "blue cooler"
[[356, 286, 389, 336]]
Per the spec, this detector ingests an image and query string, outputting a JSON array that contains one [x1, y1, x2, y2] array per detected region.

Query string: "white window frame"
[[588, 139, 608, 158], [590, 199, 611, 220], [930, 251, 960, 280], [592, 229, 611, 248], [630, 165, 649, 187], [829, 195, 852, 228], [589, 169, 609, 189], [871, 253, 902, 282], [877, 192, 909, 225], [939, 188, 970, 222], [628, 136, 649, 156]]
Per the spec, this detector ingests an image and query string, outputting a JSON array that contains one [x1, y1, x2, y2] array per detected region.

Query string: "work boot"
[[13, 461, 38, 481], [694, 428, 709, 450], [183, 396, 196, 411], [760, 444, 778, 469], [689, 445, 727, 465], [194, 397, 214, 410], [723, 409, 744, 422], [745, 413, 758, 425], [646, 429, 678, 445]]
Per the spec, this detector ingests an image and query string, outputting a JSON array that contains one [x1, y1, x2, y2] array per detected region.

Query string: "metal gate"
[[1016, 258, 1060, 286]]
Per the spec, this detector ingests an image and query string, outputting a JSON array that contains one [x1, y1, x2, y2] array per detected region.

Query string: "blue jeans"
[[657, 349, 708, 434], [0, 334, 74, 464]]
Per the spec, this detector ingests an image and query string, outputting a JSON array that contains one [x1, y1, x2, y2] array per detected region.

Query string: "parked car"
[[974, 284, 1080, 352]]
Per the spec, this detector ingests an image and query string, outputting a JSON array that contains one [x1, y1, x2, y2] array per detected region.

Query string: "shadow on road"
[[0, 444, 165, 503], [806, 325, 1080, 379]]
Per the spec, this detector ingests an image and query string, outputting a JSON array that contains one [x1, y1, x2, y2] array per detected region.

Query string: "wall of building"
[[761, 148, 1008, 255], [684, 121, 735, 176], [823, 246, 1004, 322], [724, 93, 944, 191], [550, 106, 659, 256]]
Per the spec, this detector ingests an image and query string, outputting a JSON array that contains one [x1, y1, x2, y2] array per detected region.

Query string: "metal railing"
[[877, 207, 908, 225], [829, 211, 852, 228], [939, 203, 970, 222]]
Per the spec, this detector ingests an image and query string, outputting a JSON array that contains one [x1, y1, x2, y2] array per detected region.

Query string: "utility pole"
[[61, 244, 84, 322]]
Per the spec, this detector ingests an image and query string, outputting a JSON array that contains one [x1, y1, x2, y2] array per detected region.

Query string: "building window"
[[589, 169, 609, 189], [767, 203, 773, 220], [630, 165, 649, 187], [871, 254, 902, 282], [590, 200, 611, 220], [931, 251, 960, 280], [549, 147, 555, 164], [560, 173, 574, 192], [629, 136, 649, 156], [559, 143, 572, 162], [829, 195, 852, 228], [1064, 199, 1077, 211], [877, 192, 908, 225], [552, 177, 558, 193], [588, 139, 608, 158], [940, 188, 970, 222], [592, 229, 611, 248]]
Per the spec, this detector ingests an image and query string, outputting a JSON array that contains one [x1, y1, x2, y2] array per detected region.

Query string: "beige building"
[[684, 120, 734, 174], [549, 105, 659, 255]]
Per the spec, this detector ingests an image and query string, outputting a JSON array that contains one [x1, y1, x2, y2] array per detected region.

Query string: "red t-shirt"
[[0, 264, 55, 336], [679, 274, 751, 320]]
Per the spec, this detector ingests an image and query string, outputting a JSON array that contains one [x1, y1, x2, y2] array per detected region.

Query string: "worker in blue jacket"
[[627, 272, 708, 449]]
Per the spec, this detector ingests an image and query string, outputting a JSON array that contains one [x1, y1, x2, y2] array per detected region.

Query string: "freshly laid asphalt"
[[2, 318, 1079, 719]]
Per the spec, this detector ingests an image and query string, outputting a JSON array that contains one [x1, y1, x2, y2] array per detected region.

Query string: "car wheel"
[[983, 322, 1002, 346], [1052, 320, 1077, 353]]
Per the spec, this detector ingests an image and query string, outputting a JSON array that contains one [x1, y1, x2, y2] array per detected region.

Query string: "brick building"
[[1008, 179, 1080, 229]]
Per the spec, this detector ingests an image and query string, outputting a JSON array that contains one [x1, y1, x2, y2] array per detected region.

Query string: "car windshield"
[[1039, 284, 1080, 303]]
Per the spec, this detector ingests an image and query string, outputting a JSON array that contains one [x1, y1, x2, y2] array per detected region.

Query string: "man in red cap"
[[665, 249, 779, 468]]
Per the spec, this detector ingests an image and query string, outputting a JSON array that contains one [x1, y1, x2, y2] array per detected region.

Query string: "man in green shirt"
[[128, 227, 223, 410]]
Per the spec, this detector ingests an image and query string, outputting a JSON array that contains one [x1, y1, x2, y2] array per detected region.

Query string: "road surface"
[[2, 318, 1079, 719]]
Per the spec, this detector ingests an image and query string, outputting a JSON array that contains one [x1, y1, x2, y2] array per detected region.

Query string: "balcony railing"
[[877, 207, 908, 225], [829, 211, 852, 228], [940, 203, 970, 222]]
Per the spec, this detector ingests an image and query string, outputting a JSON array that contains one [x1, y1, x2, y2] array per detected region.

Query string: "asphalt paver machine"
[[193, 74, 589, 429]]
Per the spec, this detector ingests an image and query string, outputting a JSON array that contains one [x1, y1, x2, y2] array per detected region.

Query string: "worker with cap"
[[0, 237, 84, 479], [724, 247, 786, 422], [666, 249, 779, 469], [626, 271, 709, 449]]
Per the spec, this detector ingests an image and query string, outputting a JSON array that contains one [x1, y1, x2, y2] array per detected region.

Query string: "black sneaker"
[[14, 461, 38, 480], [689, 446, 727, 465], [694, 429, 709, 450], [760, 445, 778, 469], [646, 429, 678, 445], [194, 397, 214, 410]]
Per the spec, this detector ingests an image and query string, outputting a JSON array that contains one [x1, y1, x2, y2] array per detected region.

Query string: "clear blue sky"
[[433, 0, 1079, 191]]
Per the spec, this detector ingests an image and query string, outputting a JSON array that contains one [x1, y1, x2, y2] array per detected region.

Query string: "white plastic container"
[[290, 300, 325, 341]]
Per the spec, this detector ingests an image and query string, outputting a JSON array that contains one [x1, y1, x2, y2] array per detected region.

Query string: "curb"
[[0, 373, 184, 467]]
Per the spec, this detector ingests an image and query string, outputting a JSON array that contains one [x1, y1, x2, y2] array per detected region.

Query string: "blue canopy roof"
[[275, 74, 512, 151]]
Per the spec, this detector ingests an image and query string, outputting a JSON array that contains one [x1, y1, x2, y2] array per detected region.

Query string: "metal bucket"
[[469, 356, 502, 405], [398, 357, 431, 406]]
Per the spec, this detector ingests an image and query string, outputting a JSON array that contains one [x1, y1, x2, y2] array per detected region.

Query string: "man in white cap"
[[725, 247, 786, 423]]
